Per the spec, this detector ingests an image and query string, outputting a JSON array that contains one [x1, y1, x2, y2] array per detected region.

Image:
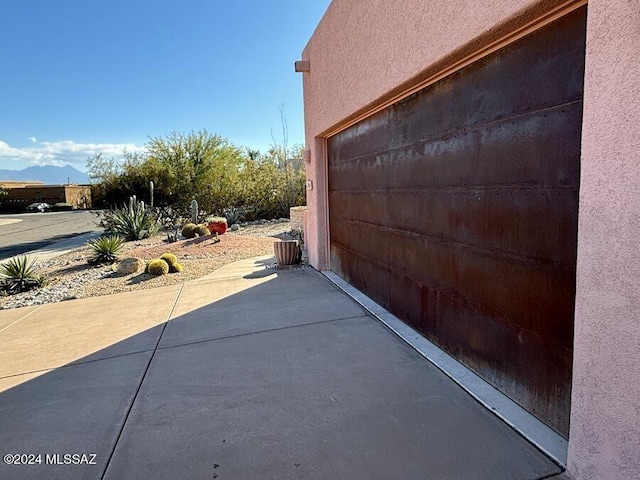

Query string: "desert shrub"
[[181, 223, 197, 239], [236, 156, 305, 220], [194, 224, 211, 236], [101, 195, 160, 241], [86, 129, 306, 220], [146, 258, 169, 275], [87, 235, 124, 265], [0, 256, 47, 294]]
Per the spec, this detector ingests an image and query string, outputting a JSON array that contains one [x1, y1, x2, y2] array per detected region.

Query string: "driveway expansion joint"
[[0, 349, 157, 381], [100, 283, 184, 479], [158, 314, 372, 352], [0, 305, 43, 335]]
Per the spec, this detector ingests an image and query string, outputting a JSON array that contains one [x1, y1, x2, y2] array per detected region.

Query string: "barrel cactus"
[[194, 224, 211, 237], [147, 258, 170, 275], [181, 223, 197, 239], [160, 253, 178, 267], [160, 253, 181, 273]]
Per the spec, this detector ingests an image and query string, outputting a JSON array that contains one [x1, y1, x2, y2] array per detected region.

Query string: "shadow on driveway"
[[0, 266, 563, 480]]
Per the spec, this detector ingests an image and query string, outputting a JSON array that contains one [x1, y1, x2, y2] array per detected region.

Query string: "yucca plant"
[[103, 195, 160, 241], [0, 255, 47, 293], [87, 235, 125, 265]]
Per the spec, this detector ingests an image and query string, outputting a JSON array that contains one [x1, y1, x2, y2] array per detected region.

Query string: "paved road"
[[0, 210, 102, 260]]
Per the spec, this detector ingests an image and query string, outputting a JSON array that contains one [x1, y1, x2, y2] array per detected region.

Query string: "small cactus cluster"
[[182, 223, 197, 239], [146, 258, 169, 275], [145, 252, 183, 275], [160, 253, 183, 273], [182, 223, 211, 238], [182, 222, 213, 239], [194, 224, 211, 236]]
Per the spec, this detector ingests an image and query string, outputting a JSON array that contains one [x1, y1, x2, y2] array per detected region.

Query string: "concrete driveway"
[[0, 210, 101, 261], [0, 256, 565, 479]]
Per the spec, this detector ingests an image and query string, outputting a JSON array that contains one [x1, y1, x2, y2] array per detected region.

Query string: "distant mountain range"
[[0, 165, 90, 185]]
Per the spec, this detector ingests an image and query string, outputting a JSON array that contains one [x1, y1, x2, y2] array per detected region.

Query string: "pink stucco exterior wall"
[[567, 1, 640, 479], [301, 0, 570, 269], [300, 1, 640, 479]]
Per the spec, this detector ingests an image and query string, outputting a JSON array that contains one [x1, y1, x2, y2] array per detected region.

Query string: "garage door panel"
[[330, 244, 391, 308], [413, 280, 572, 433], [333, 187, 579, 269], [383, 232, 575, 346], [329, 10, 586, 163], [328, 7, 586, 436], [384, 188, 579, 267], [329, 220, 390, 273], [329, 102, 583, 195], [329, 191, 389, 227]]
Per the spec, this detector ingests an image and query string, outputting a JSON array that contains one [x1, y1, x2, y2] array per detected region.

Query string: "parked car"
[[26, 202, 51, 212]]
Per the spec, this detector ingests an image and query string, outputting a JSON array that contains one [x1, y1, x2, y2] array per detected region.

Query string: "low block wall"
[[290, 206, 307, 233]]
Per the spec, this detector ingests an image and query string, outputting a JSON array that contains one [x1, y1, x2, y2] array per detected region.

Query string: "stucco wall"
[[301, 0, 570, 269], [567, 1, 640, 479]]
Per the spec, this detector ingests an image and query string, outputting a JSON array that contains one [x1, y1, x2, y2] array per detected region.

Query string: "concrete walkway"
[[0, 256, 565, 479]]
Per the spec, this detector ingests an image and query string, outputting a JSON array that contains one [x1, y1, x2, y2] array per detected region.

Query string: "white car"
[[26, 202, 51, 212]]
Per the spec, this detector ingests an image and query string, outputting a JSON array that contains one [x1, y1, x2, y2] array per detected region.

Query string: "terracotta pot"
[[274, 240, 299, 266], [208, 220, 227, 235]]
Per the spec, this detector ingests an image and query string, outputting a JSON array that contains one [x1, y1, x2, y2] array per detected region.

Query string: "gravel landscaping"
[[0, 220, 298, 310]]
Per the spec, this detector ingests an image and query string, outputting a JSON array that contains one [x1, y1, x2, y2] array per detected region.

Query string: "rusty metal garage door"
[[327, 7, 586, 437]]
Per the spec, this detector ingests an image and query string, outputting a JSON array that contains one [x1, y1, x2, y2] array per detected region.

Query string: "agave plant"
[[102, 195, 160, 241], [221, 207, 244, 227], [87, 235, 124, 265], [0, 255, 47, 293]]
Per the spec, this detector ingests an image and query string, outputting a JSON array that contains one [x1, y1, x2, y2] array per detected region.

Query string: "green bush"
[[101, 195, 160, 241], [87, 235, 124, 265], [86, 130, 306, 220], [0, 256, 47, 294], [146, 258, 169, 275]]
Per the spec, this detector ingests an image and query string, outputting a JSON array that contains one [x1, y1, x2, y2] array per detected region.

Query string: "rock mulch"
[[0, 220, 296, 310]]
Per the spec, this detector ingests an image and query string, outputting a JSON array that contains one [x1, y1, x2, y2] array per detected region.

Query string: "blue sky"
[[0, 0, 331, 172]]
